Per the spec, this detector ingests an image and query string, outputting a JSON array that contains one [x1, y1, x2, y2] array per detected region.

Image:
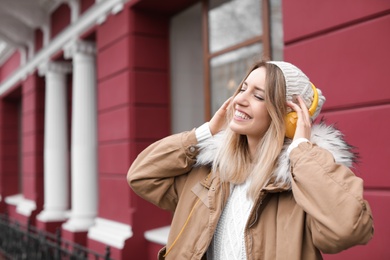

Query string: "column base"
[[62, 215, 95, 232], [36, 209, 67, 222]]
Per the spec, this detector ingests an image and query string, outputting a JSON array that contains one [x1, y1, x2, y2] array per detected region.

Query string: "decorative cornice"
[[0, 0, 130, 96], [38, 61, 72, 76], [64, 40, 96, 59]]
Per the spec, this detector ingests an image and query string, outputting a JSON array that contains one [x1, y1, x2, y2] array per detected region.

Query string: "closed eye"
[[254, 95, 264, 101]]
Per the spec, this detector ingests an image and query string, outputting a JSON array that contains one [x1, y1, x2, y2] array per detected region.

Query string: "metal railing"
[[0, 213, 112, 260]]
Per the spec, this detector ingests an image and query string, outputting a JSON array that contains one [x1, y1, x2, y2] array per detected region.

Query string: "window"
[[203, 0, 271, 118]]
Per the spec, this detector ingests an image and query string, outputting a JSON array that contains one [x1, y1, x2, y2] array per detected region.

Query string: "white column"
[[62, 40, 98, 232], [37, 61, 72, 222]]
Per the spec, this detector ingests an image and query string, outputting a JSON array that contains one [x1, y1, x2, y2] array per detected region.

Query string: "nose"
[[234, 90, 250, 107]]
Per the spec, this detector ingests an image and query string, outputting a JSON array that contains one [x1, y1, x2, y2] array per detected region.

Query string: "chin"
[[228, 123, 247, 135]]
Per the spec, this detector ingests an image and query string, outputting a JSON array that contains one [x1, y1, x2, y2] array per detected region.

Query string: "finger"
[[210, 97, 232, 135], [297, 96, 311, 121], [287, 98, 310, 126], [215, 97, 233, 119], [286, 101, 301, 112], [220, 97, 232, 111], [286, 96, 313, 140]]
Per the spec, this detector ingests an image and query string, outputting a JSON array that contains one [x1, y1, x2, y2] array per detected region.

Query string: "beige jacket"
[[127, 125, 373, 260]]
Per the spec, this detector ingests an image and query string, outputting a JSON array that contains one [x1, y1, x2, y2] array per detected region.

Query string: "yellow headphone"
[[285, 83, 319, 139]]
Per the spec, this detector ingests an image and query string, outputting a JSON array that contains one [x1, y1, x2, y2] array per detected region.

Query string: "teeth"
[[235, 110, 250, 119]]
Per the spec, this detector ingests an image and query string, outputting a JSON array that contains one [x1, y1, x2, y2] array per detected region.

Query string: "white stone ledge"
[[144, 226, 170, 245], [88, 217, 132, 249], [5, 194, 37, 217], [4, 194, 23, 205]]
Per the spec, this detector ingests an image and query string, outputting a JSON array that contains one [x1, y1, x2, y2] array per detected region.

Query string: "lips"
[[235, 110, 251, 120]]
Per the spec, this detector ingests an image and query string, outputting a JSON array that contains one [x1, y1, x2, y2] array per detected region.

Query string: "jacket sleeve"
[[289, 142, 374, 254], [127, 130, 199, 212]]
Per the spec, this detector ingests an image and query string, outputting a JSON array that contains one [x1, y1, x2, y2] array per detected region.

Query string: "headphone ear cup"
[[285, 83, 319, 139], [285, 111, 298, 139]]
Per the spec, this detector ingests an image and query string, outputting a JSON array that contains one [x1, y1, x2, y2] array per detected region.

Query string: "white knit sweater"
[[207, 179, 254, 260]]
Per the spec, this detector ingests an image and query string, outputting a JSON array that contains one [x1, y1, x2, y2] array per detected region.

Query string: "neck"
[[247, 136, 261, 159]]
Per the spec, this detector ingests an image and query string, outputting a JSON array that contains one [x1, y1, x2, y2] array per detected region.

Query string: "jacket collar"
[[195, 122, 357, 190]]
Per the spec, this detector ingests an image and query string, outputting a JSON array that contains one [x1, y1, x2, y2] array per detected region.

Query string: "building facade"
[[0, 0, 389, 259]]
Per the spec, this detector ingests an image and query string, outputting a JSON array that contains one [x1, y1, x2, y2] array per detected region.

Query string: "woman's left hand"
[[209, 97, 232, 135], [286, 96, 312, 141]]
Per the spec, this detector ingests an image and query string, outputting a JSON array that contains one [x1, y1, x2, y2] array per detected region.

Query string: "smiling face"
[[229, 66, 271, 145]]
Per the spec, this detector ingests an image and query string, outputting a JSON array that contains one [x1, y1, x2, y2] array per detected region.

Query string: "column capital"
[[64, 40, 96, 59], [38, 61, 72, 77]]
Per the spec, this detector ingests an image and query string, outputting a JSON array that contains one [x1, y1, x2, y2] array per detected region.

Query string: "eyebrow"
[[254, 86, 265, 92], [243, 82, 265, 92]]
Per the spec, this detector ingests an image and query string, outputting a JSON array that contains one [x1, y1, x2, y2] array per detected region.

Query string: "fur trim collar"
[[195, 122, 356, 189]]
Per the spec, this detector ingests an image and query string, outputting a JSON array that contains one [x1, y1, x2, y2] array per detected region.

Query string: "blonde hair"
[[212, 61, 287, 200]]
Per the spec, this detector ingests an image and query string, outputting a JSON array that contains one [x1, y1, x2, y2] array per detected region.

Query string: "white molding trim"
[[38, 60, 72, 76], [27, 40, 35, 61], [16, 199, 37, 216], [0, 0, 130, 96], [19, 47, 27, 66], [4, 194, 23, 205], [0, 45, 16, 66], [144, 226, 170, 245], [41, 23, 51, 47], [63, 40, 96, 59], [88, 218, 133, 249], [67, 0, 81, 23], [4, 194, 37, 217]]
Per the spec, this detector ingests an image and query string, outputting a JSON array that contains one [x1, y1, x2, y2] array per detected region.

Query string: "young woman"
[[127, 61, 373, 260]]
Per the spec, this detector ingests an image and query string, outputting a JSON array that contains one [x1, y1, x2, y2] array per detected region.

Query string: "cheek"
[[256, 109, 271, 127], [255, 104, 269, 118], [265, 110, 271, 121]]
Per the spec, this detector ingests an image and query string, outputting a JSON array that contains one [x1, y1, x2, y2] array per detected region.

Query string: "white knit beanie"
[[267, 61, 326, 120]]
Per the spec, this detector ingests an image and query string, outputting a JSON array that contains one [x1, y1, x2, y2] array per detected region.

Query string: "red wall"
[[92, 3, 172, 258], [34, 29, 44, 53], [284, 0, 390, 44], [0, 51, 20, 83], [21, 74, 45, 221], [81, 0, 94, 14], [51, 4, 71, 39], [283, 0, 390, 259], [0, 92, 21, 213]]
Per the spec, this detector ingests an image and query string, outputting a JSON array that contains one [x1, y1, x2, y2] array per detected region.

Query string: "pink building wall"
[[283, 1, 390, 259]]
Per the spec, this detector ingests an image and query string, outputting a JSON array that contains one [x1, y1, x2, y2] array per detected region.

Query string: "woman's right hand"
[[209, 97, 232, 135]]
